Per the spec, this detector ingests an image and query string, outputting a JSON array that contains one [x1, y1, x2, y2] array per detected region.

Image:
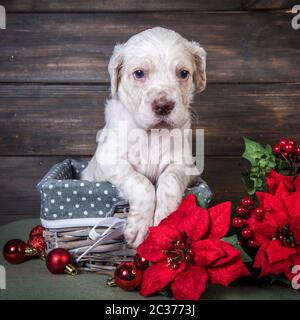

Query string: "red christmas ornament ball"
[[236, 206, 246, 216], [295, 146, 300, 156], [248, 239, 256, 248], [279, 138, 288, 148], [114, 262, 142, 291], [280, 151, 289, 160], [46, 248, 72, 274], [241, 197, 253, 208], [3, 239, 27, 264], [232, 217, 244, 229], [27, 236, 46, 255], [134, 253, 149, 270], [241, 228, 253, 239], [254, 207, 264, 217], [283, 144, 294, 154], [272, 144, 281, 155], [287, 138, 296, 147], [29, 225, 45, 239]]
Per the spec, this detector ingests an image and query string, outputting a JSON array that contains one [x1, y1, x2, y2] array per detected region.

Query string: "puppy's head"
[[108, 27, 206, 130]]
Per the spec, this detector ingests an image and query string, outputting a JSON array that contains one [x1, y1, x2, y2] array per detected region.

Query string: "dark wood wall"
[[0, 1, 299, 225]]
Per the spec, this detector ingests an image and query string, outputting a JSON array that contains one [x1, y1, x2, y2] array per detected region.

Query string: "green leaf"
[[222, 234, 252, 263], [242, 137, 265, 166], [269, 274, 291, 287], [265, 144, 273, 154], [241, 173, 256, 195]]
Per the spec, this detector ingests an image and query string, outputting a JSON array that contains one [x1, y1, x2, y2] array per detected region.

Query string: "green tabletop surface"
[[0, 219, 299, 300]]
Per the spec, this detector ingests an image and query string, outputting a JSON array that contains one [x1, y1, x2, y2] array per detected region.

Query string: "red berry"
[[241, 196, 252, 208], [232, 217, 244, 228], [272, 144, 281, 155], [280, 151, 288, 160], [241, 228, 253, 239], [279, 138, 288, 148], [254, 207, 264, 217], [236, 206, 246, 216], [283, 144, 294, 154], [288, 139, 296, 147], [295, 146, 300, 156], [248, 239, 256, 248]]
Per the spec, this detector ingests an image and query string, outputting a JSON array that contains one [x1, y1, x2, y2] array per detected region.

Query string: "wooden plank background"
[[0, 0, 299, 225]]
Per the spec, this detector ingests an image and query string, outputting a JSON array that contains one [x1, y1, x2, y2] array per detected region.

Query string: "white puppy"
[[81, 27, 207, 248]]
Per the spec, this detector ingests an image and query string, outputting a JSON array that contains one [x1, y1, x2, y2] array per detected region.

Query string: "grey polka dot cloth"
[[37, 159, 212, 229]]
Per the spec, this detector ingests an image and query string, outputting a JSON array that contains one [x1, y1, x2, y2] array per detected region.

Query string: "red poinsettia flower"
[[137, 194, 250, 300], [266, 169, 300, 196], [247, 190, 300, 279]]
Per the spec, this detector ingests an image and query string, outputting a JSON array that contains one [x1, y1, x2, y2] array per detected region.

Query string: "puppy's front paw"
[[124, 217, 152, 248]]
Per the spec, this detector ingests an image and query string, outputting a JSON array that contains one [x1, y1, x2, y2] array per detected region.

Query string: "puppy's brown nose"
[[152, 98, 175, 116]]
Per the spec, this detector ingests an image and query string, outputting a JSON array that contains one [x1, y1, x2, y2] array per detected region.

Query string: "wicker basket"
[[38, 159, 212, 271]]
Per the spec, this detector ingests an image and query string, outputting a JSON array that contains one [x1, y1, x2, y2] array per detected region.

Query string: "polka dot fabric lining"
[[37, 159, 212, 228], [37, 159, 128, 226]]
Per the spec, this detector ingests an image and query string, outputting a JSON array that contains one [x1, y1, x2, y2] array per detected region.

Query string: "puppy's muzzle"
[[152, 97, 175, 116]]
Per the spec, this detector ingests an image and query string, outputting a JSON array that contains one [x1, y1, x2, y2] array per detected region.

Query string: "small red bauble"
[[241, 197, 253, 208], [272, 145, 281, 155], [236, 206, 246, 216], [27, 236, 46, 256], [134, 253, 149, 270], [3, 239, 27, 264], [114, 262, 142, 291], [241, 228, 253, 239], [280, 152, 288, 160], [248, 239, 256, 248], [279, 138, 288, 148], [232, 217, 244, 229], [295, 146, 300, 156], [287, 139, 296, 147], [254, 207, 264, 217], [29, 225, 45, 239], [283, 144, 294, 154], [46, 248, 77, 275]]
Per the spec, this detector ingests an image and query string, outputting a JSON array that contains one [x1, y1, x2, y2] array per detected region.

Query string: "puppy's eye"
[[133, 70, 145, 79], [179, 70, 190, 79]]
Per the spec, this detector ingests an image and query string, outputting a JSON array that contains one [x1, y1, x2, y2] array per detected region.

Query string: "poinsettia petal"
[[275, 182, 291, 199], [247, 214, 278, 245], [266, 170, 294, 195], [291, 215, 300, 242], [254, 240, 296, 277], [182, 206, 210, 241], [158, 210, 186, 237], [207, 256, 250, 286], [257, 192, 287, 226], [266, 239, 296, 265], [137, 224, 182, 262], [171, 265, 207, 300], [161, 194, 210, 241], [207, 201, 232, 239], [140, 261, 185, 296], [209, 239, 241, 267], [253, 244, 269, 276], [191, 239, 225, 266], [176, 193, 198, 213], [283, 191, 300, 220]]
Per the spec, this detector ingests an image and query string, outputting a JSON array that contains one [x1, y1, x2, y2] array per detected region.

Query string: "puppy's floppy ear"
[[108, 43, 125, 98], [188, 41, 207, 92]]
